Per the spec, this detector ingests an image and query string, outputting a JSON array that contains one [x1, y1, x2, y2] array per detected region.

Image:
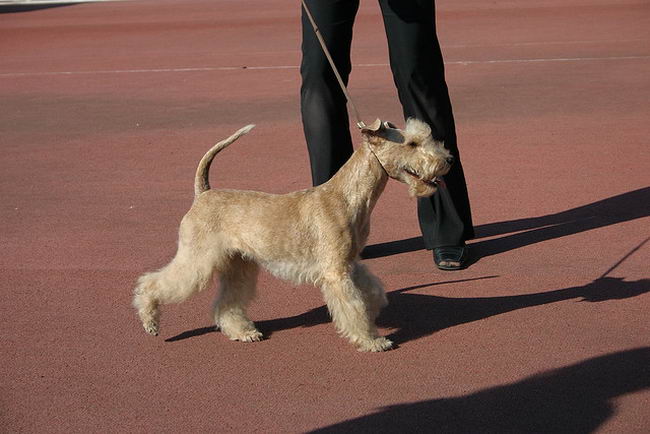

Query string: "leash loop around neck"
[[365, 141, 388, 176], [301, 0, 366, 129]]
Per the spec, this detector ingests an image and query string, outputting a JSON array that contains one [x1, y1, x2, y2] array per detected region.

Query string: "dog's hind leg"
[[320, 271, 393, 352], [213, 254, 262, 342], [132, 242, 219, 336]]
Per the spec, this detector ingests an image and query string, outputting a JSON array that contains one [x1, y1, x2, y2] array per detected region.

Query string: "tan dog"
[[133, 119, 453, 351]]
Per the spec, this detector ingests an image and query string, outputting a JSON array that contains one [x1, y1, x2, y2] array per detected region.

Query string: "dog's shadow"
[[167, 275, 649, 345], [166, 326, 217, 342]]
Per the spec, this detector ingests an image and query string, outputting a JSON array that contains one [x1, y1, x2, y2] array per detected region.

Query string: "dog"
[[133, 118, 453, 351]]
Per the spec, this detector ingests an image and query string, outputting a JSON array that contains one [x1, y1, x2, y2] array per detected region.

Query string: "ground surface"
[[1, 0, 649, 432]]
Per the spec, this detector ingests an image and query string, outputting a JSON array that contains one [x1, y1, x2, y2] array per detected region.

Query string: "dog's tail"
[[194, 124, 255, 197]]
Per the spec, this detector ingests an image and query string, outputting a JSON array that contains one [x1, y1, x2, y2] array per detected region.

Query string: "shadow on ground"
[[0, 4, 79, 13], [362, 187, 650, 259], [250, 275, 649, 346], [165, 326, 216, 342], [380, 275, 649, 346], [167, 275, 649, 345], [309, 347, 650, 433]]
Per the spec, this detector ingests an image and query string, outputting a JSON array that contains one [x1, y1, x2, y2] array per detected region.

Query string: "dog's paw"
[[143, 321, 159, 336], [228, 329, 264, 343], [357, 336, 393, 352]]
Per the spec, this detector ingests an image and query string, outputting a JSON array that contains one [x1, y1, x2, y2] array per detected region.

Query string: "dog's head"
[[361, 118, 453, 197]]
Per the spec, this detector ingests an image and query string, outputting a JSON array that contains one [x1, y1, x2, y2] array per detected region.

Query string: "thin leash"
[[301, 0, 367, 129], [598, 236, 649, 279]]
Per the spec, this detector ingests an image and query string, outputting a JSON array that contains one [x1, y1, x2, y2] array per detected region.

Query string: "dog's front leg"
[[352, 263, 388, 322], [320, 272, 393, 352]]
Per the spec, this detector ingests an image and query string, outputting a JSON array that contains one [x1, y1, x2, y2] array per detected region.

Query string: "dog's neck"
[[326, 141, 388, 218]]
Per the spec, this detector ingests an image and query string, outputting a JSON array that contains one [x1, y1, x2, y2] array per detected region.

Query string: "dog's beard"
[[402, 165, 447, 198], [408, 180, 438, 198]]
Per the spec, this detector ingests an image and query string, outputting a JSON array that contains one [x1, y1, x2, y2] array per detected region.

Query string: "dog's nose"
[[446, 155, 455, 165]]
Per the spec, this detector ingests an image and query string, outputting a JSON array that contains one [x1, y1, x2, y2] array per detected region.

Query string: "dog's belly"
[[258, 258, 322, 286]]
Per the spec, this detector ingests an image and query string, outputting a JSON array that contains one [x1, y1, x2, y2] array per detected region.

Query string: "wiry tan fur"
[[132, 118, 452, 352]]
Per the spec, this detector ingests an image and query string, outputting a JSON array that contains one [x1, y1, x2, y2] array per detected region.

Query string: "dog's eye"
[[406, 141, 418, 148]]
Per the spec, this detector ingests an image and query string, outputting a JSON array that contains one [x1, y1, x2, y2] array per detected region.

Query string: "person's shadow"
[[362, 187, 650, 260], [309, 346, 650, 433]]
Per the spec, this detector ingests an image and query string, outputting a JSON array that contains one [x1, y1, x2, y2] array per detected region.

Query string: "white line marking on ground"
[[0, 0, 129, 5], [1, 55, 648, 77], [445, 39, 647, 48], [446, 55, 650, 65]]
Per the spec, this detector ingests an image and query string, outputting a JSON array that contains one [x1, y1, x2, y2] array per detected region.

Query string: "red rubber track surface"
[[1, 0, 649, 432]]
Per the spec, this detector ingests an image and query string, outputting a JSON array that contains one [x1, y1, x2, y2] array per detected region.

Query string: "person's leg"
[[378, 0, 474, 265], [301, 0, 360, 186]]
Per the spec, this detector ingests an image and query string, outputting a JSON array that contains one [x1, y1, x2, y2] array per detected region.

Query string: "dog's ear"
[[361, 119, 404, 145], [360, 118, 383, 136], [361, 119, 387, 147]]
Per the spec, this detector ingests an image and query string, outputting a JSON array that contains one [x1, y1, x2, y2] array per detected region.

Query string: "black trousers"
[[300, 0, 475, 248]]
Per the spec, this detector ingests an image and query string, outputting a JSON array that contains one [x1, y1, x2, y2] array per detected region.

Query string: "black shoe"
[[433, 245, 469, 271]]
